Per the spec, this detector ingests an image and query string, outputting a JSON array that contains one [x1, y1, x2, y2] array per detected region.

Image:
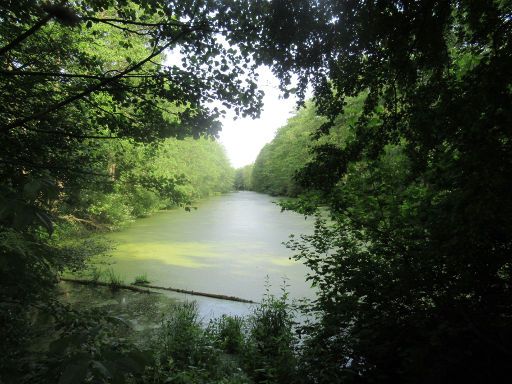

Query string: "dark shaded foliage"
[[252, 1, 512, 382]]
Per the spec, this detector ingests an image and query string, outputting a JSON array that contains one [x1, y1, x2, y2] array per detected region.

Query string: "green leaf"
[[0, 199, 12, 219]]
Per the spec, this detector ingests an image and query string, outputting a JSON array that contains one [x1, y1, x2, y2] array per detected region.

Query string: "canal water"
[[72, 191, 316, 319]]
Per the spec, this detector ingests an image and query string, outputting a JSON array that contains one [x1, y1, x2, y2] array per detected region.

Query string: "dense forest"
[[233, 164, 253, 191], [66, 137, 233, 227], [251, 102, 318, 196], [250, 97, 363, 196], [2, 0, 512, 383]]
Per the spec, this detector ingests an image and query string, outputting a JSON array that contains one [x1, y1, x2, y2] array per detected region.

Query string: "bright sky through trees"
[[218, 66, 298, 168], [166, 45, 297, 169]]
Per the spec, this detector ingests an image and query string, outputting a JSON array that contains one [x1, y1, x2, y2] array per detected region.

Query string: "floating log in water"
[[60, 277, 154, 294], [60, 277, 256, 304], [139, 283, 256, 304]]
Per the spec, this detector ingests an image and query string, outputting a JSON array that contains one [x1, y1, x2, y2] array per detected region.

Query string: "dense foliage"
[[251, 98, 362, 196], [254, 1, 512, 382], [0, 1, 249, 379], [233, 164, 253, 191], [9, 289, 297, 384], [75, 137, 234, 227], [2, 0, 512, 383], [251, 104, 317, 196]]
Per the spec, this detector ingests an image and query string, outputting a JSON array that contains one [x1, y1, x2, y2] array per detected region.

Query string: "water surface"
[[105, 191, 314, 306]]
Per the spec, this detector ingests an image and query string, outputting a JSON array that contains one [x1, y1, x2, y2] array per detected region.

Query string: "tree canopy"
[[250, 1, 512, 382], [1, 2, 249, 378], [2, 0, 512, 383]]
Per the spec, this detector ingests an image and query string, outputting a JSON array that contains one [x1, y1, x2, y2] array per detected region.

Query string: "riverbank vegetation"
[[17, 288, 297, 384], [75, 137, 234, 228], [251, 97, 364, 197], [252, 1, 512, 382], [2, 0, 511, 383], [1, 0, 250, 379]]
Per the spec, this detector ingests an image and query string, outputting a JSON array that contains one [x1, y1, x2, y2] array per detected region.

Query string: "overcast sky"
[[218, 66, 298, 168]]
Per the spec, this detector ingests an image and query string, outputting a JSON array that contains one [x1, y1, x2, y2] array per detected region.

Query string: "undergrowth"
[[16, 290, 299, 384]]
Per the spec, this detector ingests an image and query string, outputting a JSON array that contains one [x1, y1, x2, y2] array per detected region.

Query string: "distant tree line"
[[233, 164, 253, 191]]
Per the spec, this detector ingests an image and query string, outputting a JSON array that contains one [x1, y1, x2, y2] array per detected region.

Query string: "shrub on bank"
[[13, 290, 299, 384], [147, 293, 298, 384]]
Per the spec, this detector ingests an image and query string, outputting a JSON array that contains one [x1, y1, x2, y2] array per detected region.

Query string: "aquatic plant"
[[244, 289, 298, 384], [105, 268, 124, 291], [132, 273, 150, 285], [89, 267, 102, 282], [148, 301, 252, 383]]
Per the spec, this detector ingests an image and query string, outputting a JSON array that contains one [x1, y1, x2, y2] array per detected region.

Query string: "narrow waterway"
[[104, 191, 314, 310]]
